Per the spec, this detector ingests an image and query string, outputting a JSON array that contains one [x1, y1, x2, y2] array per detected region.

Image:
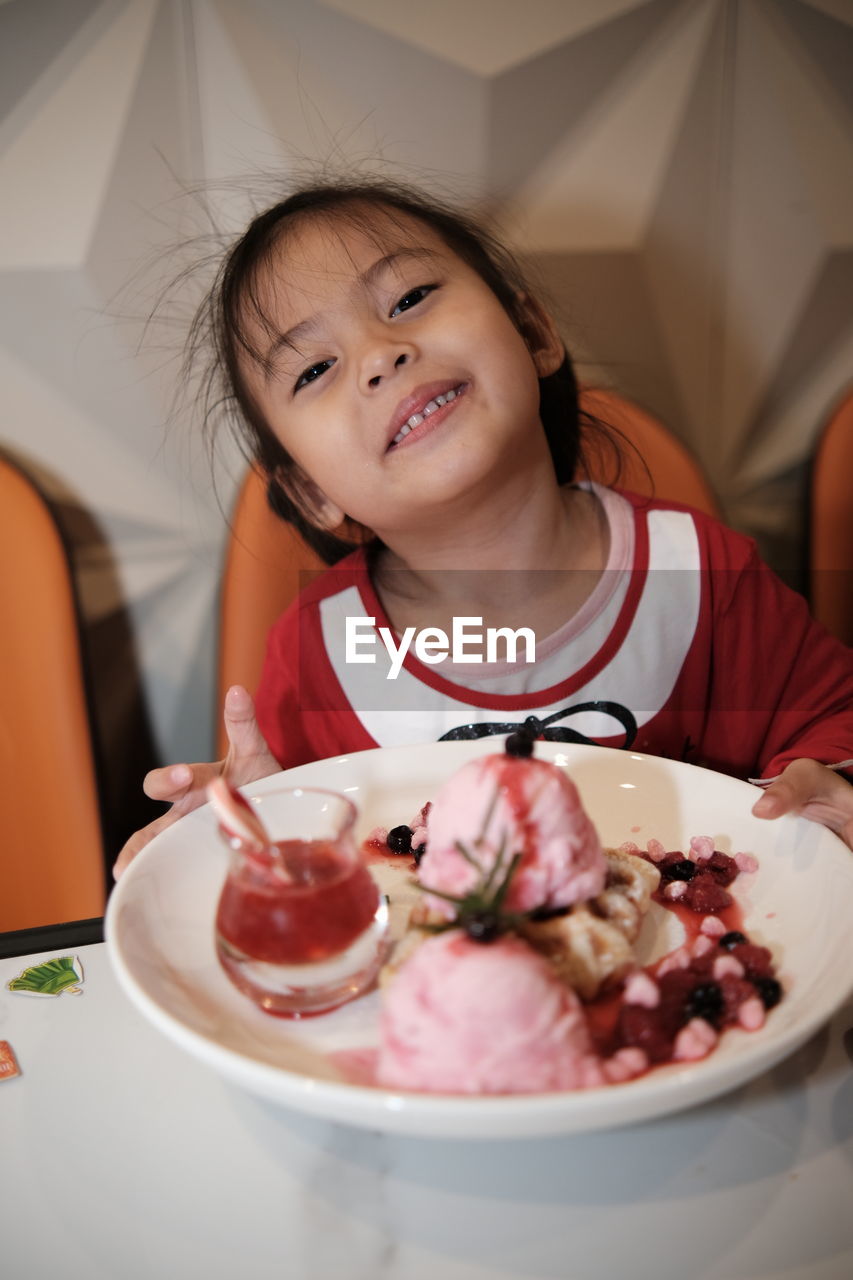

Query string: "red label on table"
[[0, 1040, 21, 1081]]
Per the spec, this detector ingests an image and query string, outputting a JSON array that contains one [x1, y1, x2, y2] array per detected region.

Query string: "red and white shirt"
[[255, 488, 853, 782]]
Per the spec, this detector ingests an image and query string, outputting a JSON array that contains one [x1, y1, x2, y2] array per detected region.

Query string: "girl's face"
[[238, 209, 563, 539]]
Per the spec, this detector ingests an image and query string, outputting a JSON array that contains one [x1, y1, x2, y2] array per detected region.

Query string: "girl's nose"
[[360, 344, 414, 391]]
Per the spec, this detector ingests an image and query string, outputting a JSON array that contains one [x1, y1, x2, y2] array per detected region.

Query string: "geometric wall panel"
[[1, 0, 851, 802], [0, 0, 159, 268]]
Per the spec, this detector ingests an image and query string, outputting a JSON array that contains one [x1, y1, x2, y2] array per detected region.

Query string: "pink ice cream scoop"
[[419, 750, 606, 916], [377, 930, 604, 1094]]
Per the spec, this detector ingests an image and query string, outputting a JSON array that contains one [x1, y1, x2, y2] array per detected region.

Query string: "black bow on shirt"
[[438, 700, 638, 748]]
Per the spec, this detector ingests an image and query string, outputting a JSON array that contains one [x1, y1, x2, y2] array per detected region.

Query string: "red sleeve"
[[703, 534, 853, 780]]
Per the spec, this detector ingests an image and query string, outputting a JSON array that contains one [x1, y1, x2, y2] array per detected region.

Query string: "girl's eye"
[[391, 285, 436, 317], [294, 359, 334, 391]]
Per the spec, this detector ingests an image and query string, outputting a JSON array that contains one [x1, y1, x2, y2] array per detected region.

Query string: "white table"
[[2, 925, 852, 1280]]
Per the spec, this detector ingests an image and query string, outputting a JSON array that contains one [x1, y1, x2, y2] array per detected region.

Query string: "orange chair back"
[[581, 387, 720, 517], [0, 453, 107, 930], [217, 468, 324, 754], [216, 390, 720, 753], [811, 389, 853, 646]]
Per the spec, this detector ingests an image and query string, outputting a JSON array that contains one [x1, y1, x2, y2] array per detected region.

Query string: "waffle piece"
[[517, 848, 661, 1000], [596, 846, 660, 941], [381, 848, 660, 1001]]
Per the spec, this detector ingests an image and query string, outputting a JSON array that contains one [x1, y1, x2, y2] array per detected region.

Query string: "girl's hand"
[[113, 686, 280, 878], [751, 758, 853, 850]]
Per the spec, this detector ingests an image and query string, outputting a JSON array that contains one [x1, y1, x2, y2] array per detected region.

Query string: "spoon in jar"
[[206, 777, 288, 874]]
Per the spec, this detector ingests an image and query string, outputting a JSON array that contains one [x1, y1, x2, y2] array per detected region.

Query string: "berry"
[[689, 947, 716, 978], [682, 872, 733, 914], [659, 851, 689, 870], [719, 975, 757, 1024], [684, 981, 725, 1028], [660, 858, 696, 882], [719, 930, 748, 951], [412, 842, 426, 865], [463, 911, 503, 943], [505, 729, 535, 758], [386, 825, 413, 855], [657, 968, 698, 1035], [617, 1004, 673, 1063], [706, 851, 738, 886], [732, 942, 773, 979], [752, 976, 782, 1009]]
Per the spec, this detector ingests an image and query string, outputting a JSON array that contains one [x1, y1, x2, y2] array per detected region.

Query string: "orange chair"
[[217, 467, 324, 754], [581, 387, 720, 517], [0, 451, 108, 930], [216, 390, 720, 751], [810, 388, 853, 647]]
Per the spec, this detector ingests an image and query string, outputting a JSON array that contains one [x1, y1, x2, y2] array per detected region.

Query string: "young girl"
[[115, 179, 853, 873]]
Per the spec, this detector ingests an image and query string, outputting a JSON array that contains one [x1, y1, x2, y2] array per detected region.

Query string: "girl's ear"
[[516, 293, 565, 378], [272, 466, 345, 532]]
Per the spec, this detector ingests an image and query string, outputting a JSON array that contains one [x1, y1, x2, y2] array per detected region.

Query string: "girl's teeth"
[[392, 386, 463, 445]]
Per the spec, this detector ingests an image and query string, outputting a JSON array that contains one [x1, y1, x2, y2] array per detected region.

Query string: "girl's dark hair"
[[192, 178, 610, 564]]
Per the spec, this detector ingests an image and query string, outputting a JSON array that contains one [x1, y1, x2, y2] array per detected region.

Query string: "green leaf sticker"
[[7, 955, 84, 997]]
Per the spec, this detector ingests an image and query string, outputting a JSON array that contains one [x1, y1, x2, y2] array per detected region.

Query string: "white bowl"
[[106, 741, 853, 1139]]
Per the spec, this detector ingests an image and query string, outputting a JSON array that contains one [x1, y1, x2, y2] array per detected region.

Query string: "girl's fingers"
[[221, 684, 280, 784], [751, 781, 798, 819], [113, 807, 185, 878], [752, 759, 829, 818], [751, 759, 853, 849], [115, 689, 279, 880], [142, 762, 195, 803], [119, 763, 225, 875]]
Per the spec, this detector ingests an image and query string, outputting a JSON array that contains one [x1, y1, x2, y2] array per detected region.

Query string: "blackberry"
[[684, 981, 725, 1028], [719, 930, 748, 951], [753, 976, 782, 1009], [386, 824, 413, 855], [463, 911, 503, 943], [505, 729, 535, 758], [660, 859, 697, 882], [412, 842, 426, 865]]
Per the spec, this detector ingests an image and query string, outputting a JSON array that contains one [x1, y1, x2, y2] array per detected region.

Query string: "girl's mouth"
[[387, 383, 467, 450]]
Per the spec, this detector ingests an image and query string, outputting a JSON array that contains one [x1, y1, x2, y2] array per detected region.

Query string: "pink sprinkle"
[[700, 915, 726, 938], [657, 947, 690, 976], [619, 841, 642, 856], [738, 998, 766, 1031], [713, 954, 745, 981], [735, 852, 759, 874], [664, 880, 688, 900], [692, 935, 715, 959], [623, 971, 660, 1007], [646, 838, 667, 862], [604, 1047, 649, 1082], [689, 835, 715, 862], [674, 1018, 718, 1061]]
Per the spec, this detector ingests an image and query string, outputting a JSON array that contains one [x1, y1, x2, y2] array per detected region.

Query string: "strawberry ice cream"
[[377, 929, 605, 1094], [419, 748, 606, 916]]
